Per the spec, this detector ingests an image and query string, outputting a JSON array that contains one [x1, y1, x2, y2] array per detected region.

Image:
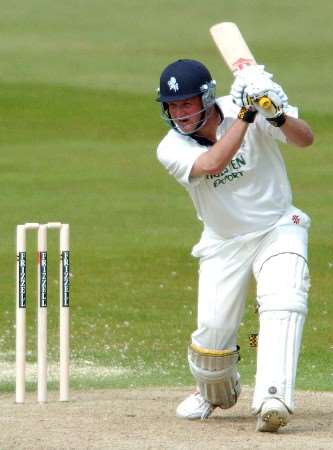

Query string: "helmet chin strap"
[[174, 110, 206, 135], [161, 103, 215, 136]]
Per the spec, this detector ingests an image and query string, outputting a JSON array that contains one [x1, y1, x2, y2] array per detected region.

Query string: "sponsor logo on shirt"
[[206, 154, 246, 188]]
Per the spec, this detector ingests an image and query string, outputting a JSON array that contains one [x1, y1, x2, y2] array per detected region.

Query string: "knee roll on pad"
[[188, 344, 240, 408], [256, 253, 310, 314]]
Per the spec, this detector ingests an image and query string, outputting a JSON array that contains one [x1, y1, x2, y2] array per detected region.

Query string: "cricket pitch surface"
[[0, 387, 332, 449]]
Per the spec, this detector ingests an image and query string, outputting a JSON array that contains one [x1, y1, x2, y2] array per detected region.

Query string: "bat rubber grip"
[[258, 96, 272, 109]]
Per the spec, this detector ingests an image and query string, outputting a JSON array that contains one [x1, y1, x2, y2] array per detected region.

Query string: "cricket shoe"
[[176, 391, 215, 420], [256, 398, 289, 432]]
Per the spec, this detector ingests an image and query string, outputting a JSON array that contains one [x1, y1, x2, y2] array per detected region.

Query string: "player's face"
[[167, 96, 203, 134]]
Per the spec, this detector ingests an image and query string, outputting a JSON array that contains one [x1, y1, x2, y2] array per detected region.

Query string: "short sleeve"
[[157, 133, 206, 187]]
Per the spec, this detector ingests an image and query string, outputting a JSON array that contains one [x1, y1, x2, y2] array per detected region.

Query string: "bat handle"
[[257, 96, 272, 109]]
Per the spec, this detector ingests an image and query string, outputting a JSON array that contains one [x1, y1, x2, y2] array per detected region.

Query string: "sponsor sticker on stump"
[[62, 251, 70, 307], [39, 251, 48, 307], [18, 252, 27, 308]]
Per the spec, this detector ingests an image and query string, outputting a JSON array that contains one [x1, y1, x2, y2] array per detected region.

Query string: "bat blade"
[[210, 22, 272, 109], [210, 22, 256, 74]]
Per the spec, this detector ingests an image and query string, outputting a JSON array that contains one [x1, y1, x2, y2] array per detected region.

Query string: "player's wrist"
[[238, 107, 257, 123], [266, 113, 287, 127]]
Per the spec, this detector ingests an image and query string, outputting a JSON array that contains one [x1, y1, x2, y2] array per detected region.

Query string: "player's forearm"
[[191, 120, 248, 177], [281, 116, 314, 148]]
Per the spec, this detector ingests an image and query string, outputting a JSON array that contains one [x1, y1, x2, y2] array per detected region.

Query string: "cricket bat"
[[210, 22, 271, 109]]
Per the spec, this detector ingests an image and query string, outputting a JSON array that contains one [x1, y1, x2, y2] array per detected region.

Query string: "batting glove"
[[248, 82, 289, 126], [230, 66, 273, 108]]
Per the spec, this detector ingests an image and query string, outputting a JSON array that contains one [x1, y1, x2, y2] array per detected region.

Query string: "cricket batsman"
[[155, 59, 313, 432]]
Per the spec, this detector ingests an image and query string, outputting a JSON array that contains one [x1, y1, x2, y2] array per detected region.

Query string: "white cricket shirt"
[[157, 96, 299, 257]]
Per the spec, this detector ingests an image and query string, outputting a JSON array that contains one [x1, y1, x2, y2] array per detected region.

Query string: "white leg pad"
[[252, 310, 305, 413], [188, 344, 240, 408], [252, 254, 310, 414]]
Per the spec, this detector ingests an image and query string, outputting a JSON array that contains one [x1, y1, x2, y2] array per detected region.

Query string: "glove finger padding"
[[243, 77, 289, 119], [231, 67, 275, 109], [230, 74, 261, 108], [230, 77, 247, 107], [253, 90, 284, 118], [244, 75, 276, 100], [271, 82, 289, 109]]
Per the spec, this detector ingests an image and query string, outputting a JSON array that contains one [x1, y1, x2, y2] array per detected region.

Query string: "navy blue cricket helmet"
[[156, 59, 217, 135]]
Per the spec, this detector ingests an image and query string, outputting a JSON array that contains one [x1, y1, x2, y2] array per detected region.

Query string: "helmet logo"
[[167, 77, 179, 92]]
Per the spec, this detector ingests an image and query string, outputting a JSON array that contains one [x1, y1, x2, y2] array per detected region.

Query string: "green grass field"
[[0, 0, 332, 394]]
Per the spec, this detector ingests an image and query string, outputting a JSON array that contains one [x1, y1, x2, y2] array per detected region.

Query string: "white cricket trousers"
[[191, 215, 310, 351]]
